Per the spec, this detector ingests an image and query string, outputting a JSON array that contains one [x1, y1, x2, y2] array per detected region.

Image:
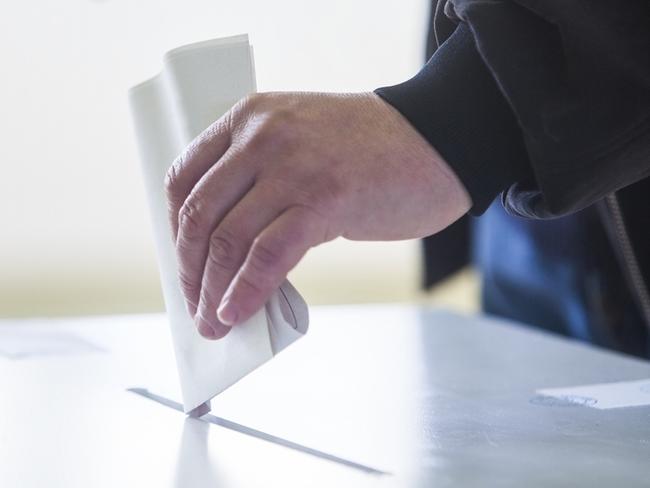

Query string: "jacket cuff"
[[375, 23, 531, 215]]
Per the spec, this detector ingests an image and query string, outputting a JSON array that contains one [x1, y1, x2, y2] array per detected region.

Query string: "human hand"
[[165, 92, 471, 339]]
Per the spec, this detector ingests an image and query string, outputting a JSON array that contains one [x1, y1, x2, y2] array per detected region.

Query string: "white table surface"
[[1, 305, 649, 487]]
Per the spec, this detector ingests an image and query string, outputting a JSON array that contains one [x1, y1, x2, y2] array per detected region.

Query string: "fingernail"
[[217, 298, 238, 326], [196, 316, 217, 339]]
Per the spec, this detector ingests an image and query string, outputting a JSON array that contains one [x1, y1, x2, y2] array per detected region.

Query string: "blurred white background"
[[0, 0, 476, 317]]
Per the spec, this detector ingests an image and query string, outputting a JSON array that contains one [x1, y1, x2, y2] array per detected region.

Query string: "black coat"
[[376, 0, 650, 356]]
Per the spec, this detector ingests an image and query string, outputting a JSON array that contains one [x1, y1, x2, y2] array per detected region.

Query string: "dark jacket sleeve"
[[376, 23, 532, 215], [378, 0, 650, 219]]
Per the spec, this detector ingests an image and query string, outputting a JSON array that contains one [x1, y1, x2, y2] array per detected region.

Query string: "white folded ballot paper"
[[128, 35, 309, 415]]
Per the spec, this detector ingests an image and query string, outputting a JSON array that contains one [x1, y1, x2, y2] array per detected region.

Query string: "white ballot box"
[[1, 305, 650, 487]]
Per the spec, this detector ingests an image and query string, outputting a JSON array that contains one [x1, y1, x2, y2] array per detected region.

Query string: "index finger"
[[164, 115, 232, 240]]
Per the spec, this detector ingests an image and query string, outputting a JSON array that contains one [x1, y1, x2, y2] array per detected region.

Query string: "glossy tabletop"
[[1, 305, 649, 487]]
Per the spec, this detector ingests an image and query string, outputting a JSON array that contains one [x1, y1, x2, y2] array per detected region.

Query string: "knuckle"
[[265, 108, 296, 136], [237, 269, 267, 297], [266, 105, 296, 127], [284, 217, 310, 245], [242, 93, 266, 107], [178, 271, 199, 300], [177, 198, 203, 241], [205, 112, 235, 145], [164, 159, 183, 200], [232, 93, 262, 122], [199, 284, 220, 309], [248, 236, 285, 276], [242, 92, 263, 107], [207, 230, 240, 271], [250, 109, 297, 152]]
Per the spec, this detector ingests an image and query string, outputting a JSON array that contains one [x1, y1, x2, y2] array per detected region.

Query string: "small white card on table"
[[537, 378, 650, 409]]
